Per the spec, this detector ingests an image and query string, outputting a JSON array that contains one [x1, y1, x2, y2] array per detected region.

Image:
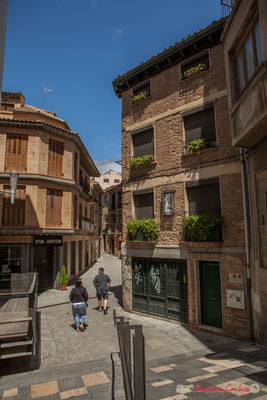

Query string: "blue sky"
[[3, 0, 222, 172]]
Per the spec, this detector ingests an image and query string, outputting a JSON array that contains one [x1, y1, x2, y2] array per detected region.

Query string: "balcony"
[[79, 216, 95, 232], [126, 218, 160, 242], [79, 176, 90, 195], [182, 214, 224, 242], [220, 0, 233, 17]]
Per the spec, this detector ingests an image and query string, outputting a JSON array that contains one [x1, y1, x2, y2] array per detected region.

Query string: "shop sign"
[[34, 235, 63, 246]]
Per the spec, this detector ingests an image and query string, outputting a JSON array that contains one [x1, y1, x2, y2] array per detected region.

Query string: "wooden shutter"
[[184, 106, 216, 143], [46, 189, 62, 226], [73, 194, 78, 228], [132, 128, 154, 158], [188, 182, 221, 215], [135, 192, 154, 219], [2, 185, 25, 227], [48, 139, 64, 177], [5, 135, 28, 172], [74, 152, 78, 182]]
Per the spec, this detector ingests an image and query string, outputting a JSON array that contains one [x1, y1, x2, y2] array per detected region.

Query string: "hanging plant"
[[126, 218, 160, 241], [129, 155, 154, 168], [186, 138, 208, 154], [182, 213, 225, 242]]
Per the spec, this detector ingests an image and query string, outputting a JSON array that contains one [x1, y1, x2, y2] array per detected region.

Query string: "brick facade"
[[114, 19, 251, 340], [0, 92, 100, 290]]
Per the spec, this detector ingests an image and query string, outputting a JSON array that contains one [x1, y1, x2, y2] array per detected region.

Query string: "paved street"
[[1, 254, 267, 399]]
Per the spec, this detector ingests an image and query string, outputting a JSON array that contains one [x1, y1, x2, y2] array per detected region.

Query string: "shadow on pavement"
[[180, 324, 267, 387], [109, 285, 122, 306]]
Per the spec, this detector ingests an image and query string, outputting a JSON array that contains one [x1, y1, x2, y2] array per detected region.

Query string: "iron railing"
[[220, 0, 233, 17], [113, 310, 146, 400]]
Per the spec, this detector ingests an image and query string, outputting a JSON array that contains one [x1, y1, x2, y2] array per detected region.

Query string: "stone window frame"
[[131, 80, 151, 102], [232, 9, 263, 99], [181, 101, 219, 152], [180, 49, 211, 81], [132, 188, 154, 220], [184, 178, 222, 217], [131, 124, 155, 159]]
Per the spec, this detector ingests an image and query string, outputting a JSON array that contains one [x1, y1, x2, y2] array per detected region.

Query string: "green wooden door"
[[200, 261, 222, 328], [132, 258, 188, 322]]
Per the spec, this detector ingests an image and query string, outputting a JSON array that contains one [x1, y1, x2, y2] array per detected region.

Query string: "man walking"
[[93, 267, 111, 314]]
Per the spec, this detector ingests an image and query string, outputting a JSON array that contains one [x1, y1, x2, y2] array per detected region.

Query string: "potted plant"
[[183, 63, 207, 78], [129, 154, 154, 168], [60, 265, 68, 290], [131, 90, 150, 104], [182, 213, 225, 242], [186, 138, 208, 154], [126, 218, 160, 241]]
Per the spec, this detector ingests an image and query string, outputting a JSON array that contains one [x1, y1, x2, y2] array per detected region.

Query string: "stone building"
[[113, 18, 252, 340], [222, 0, 267, 343], [94, 169, 121, 190], [0, 91, 100, 290], [102, 183, 122, 257]]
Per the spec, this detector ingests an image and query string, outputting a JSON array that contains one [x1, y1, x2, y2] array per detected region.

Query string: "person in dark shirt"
[[93, 267, 111, 314], [69, 279, 88, 331]]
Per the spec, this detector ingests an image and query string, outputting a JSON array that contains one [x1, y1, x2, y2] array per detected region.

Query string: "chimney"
[[1, 91, 25, 107]]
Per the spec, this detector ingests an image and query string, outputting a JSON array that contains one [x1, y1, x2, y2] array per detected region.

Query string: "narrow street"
[[1, 254, 267, 400]]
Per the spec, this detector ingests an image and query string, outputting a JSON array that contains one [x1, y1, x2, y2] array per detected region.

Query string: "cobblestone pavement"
[[1, 254, 267, 400]]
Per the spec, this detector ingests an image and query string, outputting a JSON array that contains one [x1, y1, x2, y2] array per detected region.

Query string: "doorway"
[[199, 261, 222, 328], [132, 258, 188, 322]]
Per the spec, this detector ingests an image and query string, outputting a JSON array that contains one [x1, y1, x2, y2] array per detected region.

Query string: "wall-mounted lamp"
[[0, 172, 19, 204]]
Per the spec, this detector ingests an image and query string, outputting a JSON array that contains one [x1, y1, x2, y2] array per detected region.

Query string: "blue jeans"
[[72, 303, 87, 327]]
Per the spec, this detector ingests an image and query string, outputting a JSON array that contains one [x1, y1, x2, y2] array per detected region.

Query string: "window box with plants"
[[186, 138, 212, 154], [126, 218, 160, 242], [129, 154, 154, 168], [183, 63, 207, 79], [182, 213, 225, 242], [131, 90, 150, 104]]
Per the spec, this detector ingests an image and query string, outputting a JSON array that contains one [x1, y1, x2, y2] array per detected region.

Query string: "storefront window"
[[0, 245, 28, 274]]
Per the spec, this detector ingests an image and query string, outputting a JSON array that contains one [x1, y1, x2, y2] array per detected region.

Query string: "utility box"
[[226, 289, 245, 309]]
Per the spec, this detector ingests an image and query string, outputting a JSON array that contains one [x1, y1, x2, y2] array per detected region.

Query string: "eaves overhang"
[[112, 18, 226, 98], [0, 118, 100, 177]]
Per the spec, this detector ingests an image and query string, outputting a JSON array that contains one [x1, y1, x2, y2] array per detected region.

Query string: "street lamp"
[[0, 172, 19, 204]]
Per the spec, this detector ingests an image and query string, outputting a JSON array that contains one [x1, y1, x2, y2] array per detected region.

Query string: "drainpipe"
[[240, 148, 255, 342]]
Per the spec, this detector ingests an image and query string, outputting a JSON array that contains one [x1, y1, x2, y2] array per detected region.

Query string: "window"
[[183, 103, 216, 145], [46, 189, 62, 227], [103, 194, 108, 206], [181, 51, 210, 80], [132, 126, 154, 158], [111, 193, 116, 211], [73, 194, 78, 228], [117, 191, 122, 209], [233, 13, 263, 96], [2, 185, 26, 227], [134, 191, 154, 219], [5, 134, 28, 172], [103, 178, 109, 183], [114, 179, 120, 183], [186, 179, 221, 215], [73, 152, 78, 182], [48, 139, 64, 177], [85, 207, 87, 217], [132, 81, 151, 103]]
